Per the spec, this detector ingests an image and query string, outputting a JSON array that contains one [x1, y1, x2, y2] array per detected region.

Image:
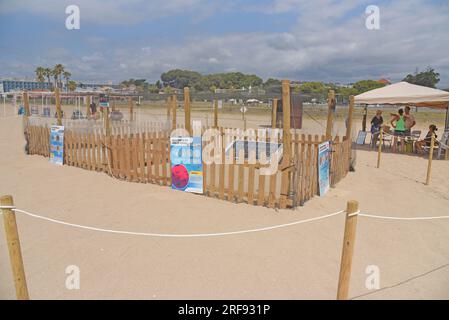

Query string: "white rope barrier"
[[358, 213, 449, 221], [3, 208, 344, 238], [1, 206, 448, 237]]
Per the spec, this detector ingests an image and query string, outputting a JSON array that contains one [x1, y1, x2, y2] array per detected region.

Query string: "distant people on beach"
[[90, 101, 97, 115], [370, 110, 383, 147], [415, 125, 438, 154], [391, 108, 406, 152]]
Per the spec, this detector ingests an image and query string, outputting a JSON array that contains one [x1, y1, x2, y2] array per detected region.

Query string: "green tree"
[[161, 69, 202, 89], [67, 80, 77, 91], [263, 78, 281, 88], [52, 64, 65, 88], [35, 67, 45, 83], [352, 80, 385, 93], [63, 71, 71, 91], [403, 67, 440, 88], [43, 68, 52, 88]]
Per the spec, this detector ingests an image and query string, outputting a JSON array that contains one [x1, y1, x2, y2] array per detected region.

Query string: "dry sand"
[[0, 113, 449, 300]]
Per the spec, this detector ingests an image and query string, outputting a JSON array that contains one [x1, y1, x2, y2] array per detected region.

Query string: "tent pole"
[[445, 106, 449, 133]]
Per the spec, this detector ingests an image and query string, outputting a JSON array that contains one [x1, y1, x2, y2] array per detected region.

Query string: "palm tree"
[[52, 69, 58, 89], [35, 67, 45, 83], [67, 80, 77, 92], [43, 68, 52, 88], [63, 71, 71, 91], [53, 64, 65, 88]]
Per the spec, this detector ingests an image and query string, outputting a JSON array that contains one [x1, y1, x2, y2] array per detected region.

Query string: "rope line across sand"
[[1, 206, 449, 238], [5, 208, 345, 238]]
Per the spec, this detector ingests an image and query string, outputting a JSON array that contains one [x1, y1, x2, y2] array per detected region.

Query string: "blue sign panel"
[[50, 125, 64, 165], [318, 141, 330, 196], [170, 135, 203, 194]]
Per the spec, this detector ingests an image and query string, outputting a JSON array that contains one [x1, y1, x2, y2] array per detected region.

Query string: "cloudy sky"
[[0, 0, 448, 87]]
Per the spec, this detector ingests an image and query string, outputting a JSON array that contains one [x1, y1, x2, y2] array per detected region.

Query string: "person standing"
[[404, 105, 416, 136], [391, 108, 406, 152], [90, 101, 97, 115], [370, 110, 384, 148]]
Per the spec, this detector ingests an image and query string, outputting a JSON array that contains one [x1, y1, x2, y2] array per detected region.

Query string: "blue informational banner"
[[318, 141, 330, 196], [170, 135, 203, 194], [50, 125, 64, 165]]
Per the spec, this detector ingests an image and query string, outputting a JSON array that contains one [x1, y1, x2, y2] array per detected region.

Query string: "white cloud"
[[0, 0, 226, 25], [1, 0, 448, 86]]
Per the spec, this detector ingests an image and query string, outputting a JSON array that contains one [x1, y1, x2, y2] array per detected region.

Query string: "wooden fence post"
[[345, 96, 355, 167], [279, 80, 291, 209], [129, 97, 134, 121], [337, 200, 359, 300], [172, 94, 177, 129], [167, 96, 172, 127], [104, 108, 111, 136], [184, 87, 191, 134], [425, 133, 435, 185], [55, 87, 62, 126], [346, 96, 354, 141], [86, 96, 91, 118], [271, 99, 278, 129], [326, 90, 335, 139], [22, 91, 30, 118], [377, 127, 383, 169], [362, 105, 368, 132], [214, 99, 218, 128], [1, 195, 29, 300]]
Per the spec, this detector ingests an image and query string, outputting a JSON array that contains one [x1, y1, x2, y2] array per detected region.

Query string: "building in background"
[[377, 78, 391, 85], [0, 79, 51, 93]]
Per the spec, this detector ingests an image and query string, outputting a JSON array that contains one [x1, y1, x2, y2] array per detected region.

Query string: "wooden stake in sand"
[[425, 133, 435, 185], [1, 195, 29, 300], [55, 87, 62, 126], [377, 127, 383, 169], [337, 200, 359, 300], [326, 90, 335, 139]]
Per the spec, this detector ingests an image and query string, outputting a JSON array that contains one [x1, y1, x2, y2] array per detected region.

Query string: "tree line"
[[34, 65, 442, 98], [118, 67, 441, 100]]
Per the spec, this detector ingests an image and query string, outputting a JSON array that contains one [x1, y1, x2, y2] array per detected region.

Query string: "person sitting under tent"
[[415, 125, 438, 154]]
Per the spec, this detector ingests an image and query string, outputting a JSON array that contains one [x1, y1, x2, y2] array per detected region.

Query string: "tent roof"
[[354, 82, 449, 108]]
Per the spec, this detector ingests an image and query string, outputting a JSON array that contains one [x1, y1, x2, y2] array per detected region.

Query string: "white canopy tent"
[[354, 81, 449, 131]]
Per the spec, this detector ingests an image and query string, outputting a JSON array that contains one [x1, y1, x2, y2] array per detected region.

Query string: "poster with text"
[[318, 141, 330, 196], [170, 135, 203, 194], [50, 125, 64, 165]]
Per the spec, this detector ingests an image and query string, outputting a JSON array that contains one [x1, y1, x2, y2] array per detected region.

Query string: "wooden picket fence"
[[26, 123, 351, 209]]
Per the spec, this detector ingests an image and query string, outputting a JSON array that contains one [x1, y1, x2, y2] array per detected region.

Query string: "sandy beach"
[[1, 113, 449, 300]]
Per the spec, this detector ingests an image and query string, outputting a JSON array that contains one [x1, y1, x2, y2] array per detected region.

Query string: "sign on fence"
[[318, 141, 330, 196], [50, 125, 64, 165], [170, 134, 203, 194], [99, 94, 109, 107]]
